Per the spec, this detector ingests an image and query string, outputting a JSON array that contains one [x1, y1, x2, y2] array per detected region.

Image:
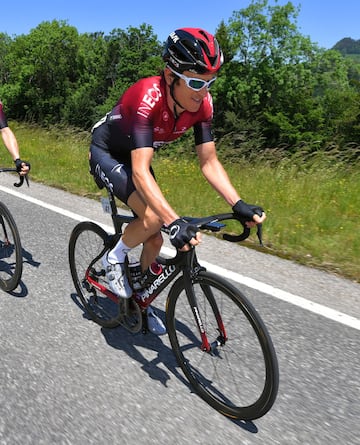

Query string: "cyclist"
[[0, 101, 30, 175], [89, 28, 266, 335]]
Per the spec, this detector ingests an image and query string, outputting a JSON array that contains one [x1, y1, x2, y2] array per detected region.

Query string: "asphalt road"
[[0, 173, 359, 445]]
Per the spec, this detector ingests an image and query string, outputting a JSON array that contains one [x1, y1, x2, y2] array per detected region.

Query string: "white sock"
[[107, 239, 131, 264]]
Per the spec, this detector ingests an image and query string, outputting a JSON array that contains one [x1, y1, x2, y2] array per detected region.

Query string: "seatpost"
[[106, 187, 122, 233]]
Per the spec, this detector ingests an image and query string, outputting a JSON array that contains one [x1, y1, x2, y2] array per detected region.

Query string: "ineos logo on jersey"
[[169, 224, 180, 239], [137, 83, 162, 118], [95, 164, 114, 193]]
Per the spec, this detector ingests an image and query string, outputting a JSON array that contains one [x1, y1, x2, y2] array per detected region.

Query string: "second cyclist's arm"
[[131, 147, 179, 225], [0, 127, 21, 161]]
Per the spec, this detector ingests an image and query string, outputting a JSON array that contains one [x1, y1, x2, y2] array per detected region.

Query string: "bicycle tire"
[[166, 271, 279, 420], [68, 221, 123, 328], [0, 202, 22, 292]]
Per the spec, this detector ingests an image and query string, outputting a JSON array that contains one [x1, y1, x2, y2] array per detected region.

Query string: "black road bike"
[[68, 185, 279, 420], [0, 168, 29, 291]]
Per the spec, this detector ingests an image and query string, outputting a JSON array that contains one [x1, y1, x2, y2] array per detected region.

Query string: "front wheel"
[[0, 202, 22, 292], [68, 221, 123, 328], [166, 271, 279, 420]]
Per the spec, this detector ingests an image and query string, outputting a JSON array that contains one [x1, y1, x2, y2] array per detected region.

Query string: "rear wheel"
[[0, 202, 22, 292], [68, 221, 123, 328], [166, 271, 279, 420]]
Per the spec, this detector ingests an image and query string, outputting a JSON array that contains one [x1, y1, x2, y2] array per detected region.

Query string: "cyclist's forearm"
[[201, 159, 241, 206], [132, 169, 178, 225], [197, 142, 241, 206], [131, 147, 179, 224]]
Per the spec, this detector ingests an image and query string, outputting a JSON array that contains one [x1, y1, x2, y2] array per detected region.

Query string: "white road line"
[[2, 184, 360, 331]]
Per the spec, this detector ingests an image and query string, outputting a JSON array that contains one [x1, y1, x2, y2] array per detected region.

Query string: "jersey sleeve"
[[132, 113, 155, 149], [193, 93, 214, 145], [193, 120, 213, 145], [120, 78, 163, 150]]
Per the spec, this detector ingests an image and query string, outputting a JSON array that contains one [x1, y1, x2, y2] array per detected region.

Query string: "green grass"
[[12, 122, 97, 196], [8, 121, 360, 283]]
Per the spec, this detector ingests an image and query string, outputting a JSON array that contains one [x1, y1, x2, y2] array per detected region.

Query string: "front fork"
[[183, 253, 227, 353]]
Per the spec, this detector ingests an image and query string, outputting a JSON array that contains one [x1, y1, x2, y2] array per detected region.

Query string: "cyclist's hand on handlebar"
[[232, 199, 266, 227], [14, 158, 31, 175], [168, 218, 201, 250]]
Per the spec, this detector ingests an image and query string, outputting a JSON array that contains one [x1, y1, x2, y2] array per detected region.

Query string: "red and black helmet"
[[163, 28, 223, 74]]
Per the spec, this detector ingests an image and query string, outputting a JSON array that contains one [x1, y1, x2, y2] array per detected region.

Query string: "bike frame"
[[90, 185, 237, 350], [85, 250, 181, 308], [85, 242, 227, 352], [70, 183, 279, 420]]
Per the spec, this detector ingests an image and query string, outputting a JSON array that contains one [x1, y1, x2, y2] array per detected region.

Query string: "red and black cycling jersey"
[[91, 74, 214, 160], [0, 101, 9, 129]]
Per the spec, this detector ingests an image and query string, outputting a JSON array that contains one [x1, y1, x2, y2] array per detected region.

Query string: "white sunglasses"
[[168, 66, 217, 91]]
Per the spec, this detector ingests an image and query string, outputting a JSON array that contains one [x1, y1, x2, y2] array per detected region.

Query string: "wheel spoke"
[[69, 222, 123, 328]]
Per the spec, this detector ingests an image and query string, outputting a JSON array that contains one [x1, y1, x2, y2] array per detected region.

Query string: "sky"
[[1, 0, 359, 50]]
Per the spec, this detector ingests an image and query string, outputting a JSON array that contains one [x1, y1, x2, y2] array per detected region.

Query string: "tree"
[[1, 20, 79, 123], [0, 7, 358, 149], [314, 50, 360, 144], [61, 32, 108, 128], [212, 0, 324, 149], [0, 33, 11, 85], [96, 24, 163, 115]]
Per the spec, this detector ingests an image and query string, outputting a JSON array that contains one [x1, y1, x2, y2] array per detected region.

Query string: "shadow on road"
[[0, 246, 41, 298], [70, 292, 259, 434]]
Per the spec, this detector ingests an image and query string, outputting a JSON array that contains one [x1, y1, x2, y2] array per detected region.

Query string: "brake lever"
[[223, 207, 264, 246], [14, 174, 29, 188], [256, 223, 263, 246]]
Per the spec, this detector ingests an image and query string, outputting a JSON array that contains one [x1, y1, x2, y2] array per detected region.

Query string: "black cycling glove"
[[232, 199, 263, 222], [168, 218, 198, 249], [14, 158, 31, 173]]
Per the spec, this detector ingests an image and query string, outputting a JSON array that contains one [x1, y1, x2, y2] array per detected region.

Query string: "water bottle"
[[149, 262, 163, 276], [141, 262, 163, 287]]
